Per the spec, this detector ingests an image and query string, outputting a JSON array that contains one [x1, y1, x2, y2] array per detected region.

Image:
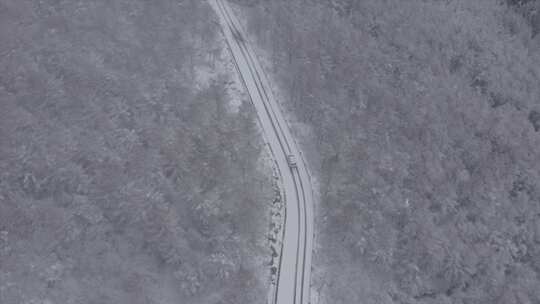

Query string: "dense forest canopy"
[[0, 1, 272, 303], [235, 0, 540, 303]]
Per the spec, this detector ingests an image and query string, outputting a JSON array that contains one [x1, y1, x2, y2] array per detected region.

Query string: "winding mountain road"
[[209, 1, 315, 303]]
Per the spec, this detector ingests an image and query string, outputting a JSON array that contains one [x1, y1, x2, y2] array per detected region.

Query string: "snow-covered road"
[[209, 1, 314, 303]]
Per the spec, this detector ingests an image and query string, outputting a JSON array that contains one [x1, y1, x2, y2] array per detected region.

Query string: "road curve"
[[209, 1, 315, 304]]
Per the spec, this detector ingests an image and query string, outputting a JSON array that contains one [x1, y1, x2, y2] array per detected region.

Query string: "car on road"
[[287, 154, 297, 168]]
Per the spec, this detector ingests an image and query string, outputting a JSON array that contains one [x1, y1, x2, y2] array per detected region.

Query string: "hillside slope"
[[0, 1, 272, 303], [234, 0, 540, 303]]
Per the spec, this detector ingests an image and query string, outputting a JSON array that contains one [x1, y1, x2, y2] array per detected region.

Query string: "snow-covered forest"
[[0, 1, 273, 303], [235, 0, 540, 303]]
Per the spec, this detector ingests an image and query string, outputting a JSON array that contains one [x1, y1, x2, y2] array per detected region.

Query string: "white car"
[[287, 154, 297, 168]]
